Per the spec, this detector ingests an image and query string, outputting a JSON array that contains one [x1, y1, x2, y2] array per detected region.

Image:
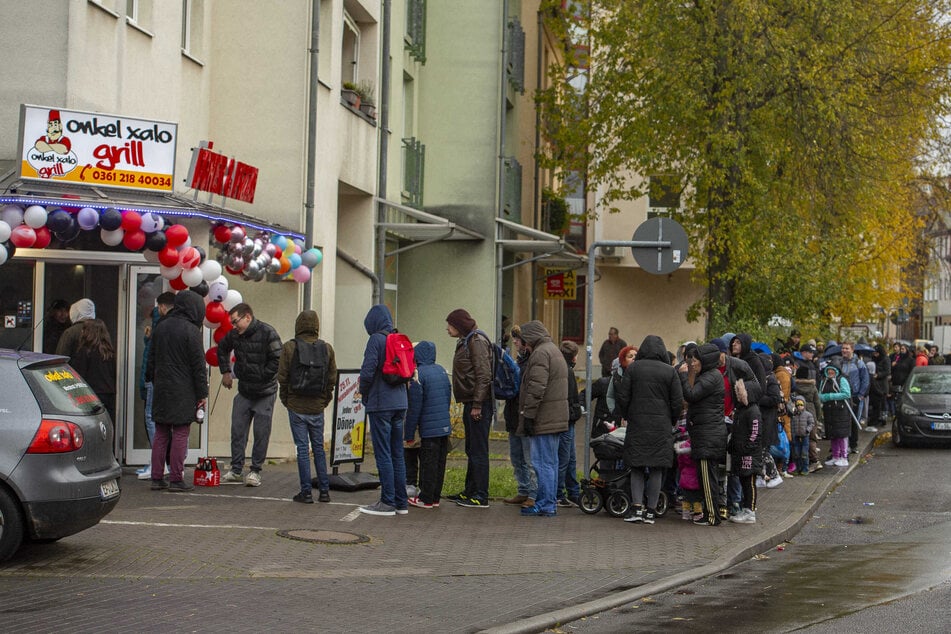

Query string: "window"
[[342, 11, 360, 85], [405, 0, 426, 63], [181, 0, 204, 57], [506, 17, 525, 93], [126, 0, 153, 32], [502, 157, 522, 217], [402, 137, 425, 209]]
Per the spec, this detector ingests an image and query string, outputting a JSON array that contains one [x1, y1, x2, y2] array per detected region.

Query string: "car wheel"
[[0, 487, 25, 562], [578, 487, 604, 515]]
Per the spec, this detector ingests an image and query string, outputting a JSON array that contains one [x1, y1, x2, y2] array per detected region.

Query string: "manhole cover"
[[277, 529, 370, 545]]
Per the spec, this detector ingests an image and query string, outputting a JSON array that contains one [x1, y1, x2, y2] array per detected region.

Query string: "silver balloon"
[[229, 226, 246, 243], [265, 243, 277, 257], [242, 237, 254, 256], [252, 240, 263, 258], [266, 258, 282, 273], [245, 261, 261, 277], [231, 255, 245, 271]]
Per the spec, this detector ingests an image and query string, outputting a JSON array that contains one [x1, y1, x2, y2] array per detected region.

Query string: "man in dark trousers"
[[598, 327, 627, 377]]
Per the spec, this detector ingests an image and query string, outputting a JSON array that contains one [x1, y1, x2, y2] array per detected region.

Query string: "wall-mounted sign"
[[544, 268, 576, 300], [186, 141, 259, 203], [17, 104, 177, 192]]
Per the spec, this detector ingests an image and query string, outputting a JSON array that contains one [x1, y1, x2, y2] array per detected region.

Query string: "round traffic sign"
[[630, 217, 689, 274]]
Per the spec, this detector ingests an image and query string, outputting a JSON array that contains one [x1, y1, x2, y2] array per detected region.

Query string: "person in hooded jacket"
[[616, 335, 683, 524], [358, 304, 410, 516], [502, 327, 538, 508], [56, 297, 96, 358], [277, 310, 337, 504], [793, 365, 824, 472], [758, 352, 787, 484], [820, 363, 852, 467], [678, 342, 726, 526], [145, 290, 208, 492], [404, 341, 452, 509], [556, 340, 583, 508], [728, 372, 763, 524], [517, 320, 569, 517], [868, 344, 890, 430]]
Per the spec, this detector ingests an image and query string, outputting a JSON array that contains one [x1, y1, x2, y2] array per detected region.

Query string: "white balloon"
[[199, 259, 222, 282], [23, 205, 49, 229], [0, 205, 24, 227], [0, 244, 7, 266], [140, 212, 164, 233], [181, 266, 204, 287], [0, 220, 10, 243], [160, 264, 183, 280], [101, 227, 125, 246], [222, 289, 243, 311], [208, 277, 229, 302], [203, 317, 217, 329]]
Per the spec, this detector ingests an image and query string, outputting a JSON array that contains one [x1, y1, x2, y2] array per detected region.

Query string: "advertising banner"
[[331, 370, 367, 465], [18, 104, 178, 192], [543, 268, 577, 300]]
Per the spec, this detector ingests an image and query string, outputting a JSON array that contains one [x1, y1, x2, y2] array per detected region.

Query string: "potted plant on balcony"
[[356, 81, 376, 119], [341, 82, 361, 109]]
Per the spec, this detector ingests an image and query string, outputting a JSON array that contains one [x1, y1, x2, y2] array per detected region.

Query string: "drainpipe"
[[374, 0, 392, 304], [495, 0, 510, 342], [339, 248, 380, 299], [302, 0, 320, 310], [531, 7, 543, 318]]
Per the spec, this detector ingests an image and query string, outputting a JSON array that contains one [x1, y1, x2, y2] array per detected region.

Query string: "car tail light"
[[27, 419, 85, 453]]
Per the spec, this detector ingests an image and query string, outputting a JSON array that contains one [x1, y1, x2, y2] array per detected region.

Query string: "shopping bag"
[[193, 456, 221, 487]]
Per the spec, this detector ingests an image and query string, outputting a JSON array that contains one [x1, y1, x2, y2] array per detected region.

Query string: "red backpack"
[[381, 331, 416, 385]]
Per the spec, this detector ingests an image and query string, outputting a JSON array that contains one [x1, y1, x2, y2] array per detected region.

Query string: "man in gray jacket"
[[517, 320, 569, 517]]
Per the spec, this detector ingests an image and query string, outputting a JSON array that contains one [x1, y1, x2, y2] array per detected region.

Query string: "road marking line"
[[168, 492, 361, 507], [102, 519, 277, 530], [340, 509, 363, 522]]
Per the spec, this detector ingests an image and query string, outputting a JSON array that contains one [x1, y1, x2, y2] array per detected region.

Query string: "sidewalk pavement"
[[0, 431, 881, 633]]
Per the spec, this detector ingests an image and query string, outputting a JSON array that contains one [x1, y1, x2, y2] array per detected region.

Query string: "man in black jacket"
[[218, 303, 283, 487]]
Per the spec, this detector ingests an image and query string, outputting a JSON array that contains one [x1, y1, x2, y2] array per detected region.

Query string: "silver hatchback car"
[[0, 349, 121, 562]]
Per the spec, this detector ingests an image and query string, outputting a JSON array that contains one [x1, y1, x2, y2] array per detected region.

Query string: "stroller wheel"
[[579, 487, 603, 515], [654, 491, 669, 517], [605, 490, 632, 518]]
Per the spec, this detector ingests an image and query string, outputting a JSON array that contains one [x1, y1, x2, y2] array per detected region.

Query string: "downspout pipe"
[[375, 0, 392, 304], [531, 7, 543, 319], [302, 0, 320, 310], [495, 0, 510, 343]]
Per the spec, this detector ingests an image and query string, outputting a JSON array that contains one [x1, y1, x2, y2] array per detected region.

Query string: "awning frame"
[[376, 197, 484, 257]]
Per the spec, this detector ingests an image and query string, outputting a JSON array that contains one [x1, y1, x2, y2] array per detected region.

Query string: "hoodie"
[[56, 298, 97, 358], [517, 320, 569, 436], [405, 341, 452, 439], [819, 364, 852, 439], [277, 310, 337, 413], [359, 304, 408, 413]]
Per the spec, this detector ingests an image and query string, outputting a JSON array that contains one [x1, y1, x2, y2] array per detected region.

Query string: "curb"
[[480, 435, 879, 634]]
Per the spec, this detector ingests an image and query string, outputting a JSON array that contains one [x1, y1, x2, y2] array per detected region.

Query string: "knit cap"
[[446, 308, 476, 336]]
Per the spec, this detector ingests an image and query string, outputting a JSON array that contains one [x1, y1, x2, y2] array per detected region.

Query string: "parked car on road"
[[0, 349, 121, 562], [893, 365, 951, 447]]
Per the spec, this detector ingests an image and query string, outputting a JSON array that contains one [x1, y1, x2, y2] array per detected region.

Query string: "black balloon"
[[194, 246, 206, 263], [189, 280, 209, 297], [145, 231, 167, 251], [46, 209, 72, 233], [3, 240, 15, 260], [100, 207, 123, 231], [54, 220, 81, 243]]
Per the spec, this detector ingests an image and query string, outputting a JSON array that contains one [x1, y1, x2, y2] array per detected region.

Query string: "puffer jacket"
[[680, 343, 726, 461], [218, 316, 282, 399], [146, 290, 208, 426], [820, 365, 852, 439], [617, 335, 683, 468], [789, 409, 815, 438], [405, 341, 452, 439], [794, 378, 823, 425], [277, 310, 337, 414], [729, 400, 763, 475], [730, 333, 768, 396], [517, 320, 569, 436], [452, 329, 493, 404], [359, 304, 408, 413]]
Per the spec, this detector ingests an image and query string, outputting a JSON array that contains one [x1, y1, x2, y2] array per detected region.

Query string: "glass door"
[[125, 266, 208, 466]]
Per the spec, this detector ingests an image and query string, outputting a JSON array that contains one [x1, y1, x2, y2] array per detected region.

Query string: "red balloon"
[[213, 321, 232, 343], [213, 224, 232, 244], [169, 275, 187, 291], [205, 300, 227, 324], [123, 229, 146, 251], [10, 225, 37, 248], [158, 246, 180, 267], [205, 347, 219, 366], [165, 224, 189, 248], [272, 246, 283, 260], [225, 265, 244, 276], [121, 210, 142, 232], [178, 246, 200, 269], [33, 226, 52, 249]]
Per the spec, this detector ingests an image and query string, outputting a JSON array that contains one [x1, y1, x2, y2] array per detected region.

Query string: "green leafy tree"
[[539, 0, 951, 336]]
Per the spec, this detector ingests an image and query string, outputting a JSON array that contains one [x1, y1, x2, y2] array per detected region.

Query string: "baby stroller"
[[580, 431, 668, 518]]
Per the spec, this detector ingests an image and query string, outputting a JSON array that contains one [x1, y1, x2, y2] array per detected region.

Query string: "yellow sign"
[[543, 268, 576, 300]]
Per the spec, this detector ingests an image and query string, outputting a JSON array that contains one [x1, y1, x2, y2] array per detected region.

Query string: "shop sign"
[[17, 104, 177, 192], [186, 142, 258, 203], [331, 370, 367, 465], [544, 268, 576, 300]]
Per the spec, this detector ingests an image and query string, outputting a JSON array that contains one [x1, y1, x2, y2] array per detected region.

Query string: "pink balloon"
[[291, 265, 311, 283], [179, 246, 201, 269]]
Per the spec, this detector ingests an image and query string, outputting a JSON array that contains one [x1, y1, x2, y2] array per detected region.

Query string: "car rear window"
[[21, 363, 104, 416]]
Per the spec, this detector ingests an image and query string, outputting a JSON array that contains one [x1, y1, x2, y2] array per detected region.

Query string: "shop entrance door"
[[124, 266, 208, 467]]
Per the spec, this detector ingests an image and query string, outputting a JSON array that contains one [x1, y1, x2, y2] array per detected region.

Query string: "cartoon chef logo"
[[27, 109, 78, 179]]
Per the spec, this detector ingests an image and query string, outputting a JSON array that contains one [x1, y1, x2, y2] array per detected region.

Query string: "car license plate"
[[100, 479, 120, 500], [931, 422, 951, 431]]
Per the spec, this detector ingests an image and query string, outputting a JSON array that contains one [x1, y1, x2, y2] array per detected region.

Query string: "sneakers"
[[395, 507, 409, 515], [785, 470, 795, 478], [766, 475, 784, 488], [521, 498, 536, 508], [293, 492, 314, 504], [834, 457, 849, 467], [809, 462, 823, 473], [150, 479, 169, 491], [643, 509, 656, 525], [244, 471, 262, 487], [849, 448, 859, 455], [359, 501, 397, 516], [624, 507, 645, 523], [730, 508, 756, 524], [520, 504, 556, 517], [755, 476, 767, 488], [222, 470, 244, 484], [692, 512, 721, 526], [406, 484, 419, 499], [503, 495, 528, 505], [168, 480, 194, 492], [455, 495, 489, 508], [824, 457, 838, 466], [408, 496, 434, 509], [567, 495, 580, 507], [136, 465, 151, 480], [681, 508, 693, 521], [557, 498, 573, 508], [318, 490, 331, 503], [445, 492, 466, 503]]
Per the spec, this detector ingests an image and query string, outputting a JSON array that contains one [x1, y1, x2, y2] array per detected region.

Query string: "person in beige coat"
[[517, 320, 568, 517]]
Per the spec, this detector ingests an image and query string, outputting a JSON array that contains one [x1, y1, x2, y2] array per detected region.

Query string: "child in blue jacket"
[[404, 341, 453, 508]]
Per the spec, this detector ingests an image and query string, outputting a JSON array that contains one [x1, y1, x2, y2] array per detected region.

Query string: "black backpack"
[[289, 338, 328, 395]]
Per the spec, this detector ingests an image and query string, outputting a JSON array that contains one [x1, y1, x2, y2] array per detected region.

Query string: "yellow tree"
[[539, 0, 951, 336]]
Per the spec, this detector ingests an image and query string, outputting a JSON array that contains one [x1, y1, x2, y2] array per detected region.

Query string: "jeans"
[[151, 423, 190, 482], [509, 433, 537, 499], [727, 473, 742, 509], [288, 410, 329, 494], [530, 433, 560, 514], [368, 409, 408, 509], [557, 424, 580, 499], [418, 436, 449, 504], [230, 392, 276, 474], [144, 381, 156, 446], [791, 435, 809, 472], [463, 400, 492, 502]]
